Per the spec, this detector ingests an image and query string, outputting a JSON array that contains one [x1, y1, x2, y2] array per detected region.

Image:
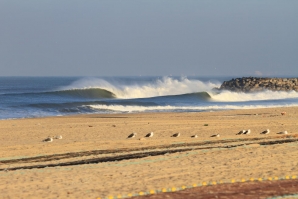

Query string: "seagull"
[[43, 137, 53, 142], [127, 132, 137, 139], [171, 133, 180, 137], [277, 131, 288, 134], [191, 135, 198, 138], [236, 130, 245, 135], [244, 129, 251, 135], [261, 129, 270, 135], [145, 132, 154, 138], [211, 134, 220, 137], [54, 135, 62, 139]]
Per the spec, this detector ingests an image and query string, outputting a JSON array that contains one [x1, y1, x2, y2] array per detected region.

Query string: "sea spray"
[[210, 90, 298, 102]]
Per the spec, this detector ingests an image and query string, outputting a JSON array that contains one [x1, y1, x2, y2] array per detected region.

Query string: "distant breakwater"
[[219, 77, 298, 92]]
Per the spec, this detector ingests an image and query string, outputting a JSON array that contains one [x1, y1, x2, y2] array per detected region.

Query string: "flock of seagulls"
[[125, 129, 290, 139], [42, 129, 290, 142], [43, 135, 63, 142], [127, 132, 218, 139], [236, 129, 290, 136], [236, 129, 251, 135]]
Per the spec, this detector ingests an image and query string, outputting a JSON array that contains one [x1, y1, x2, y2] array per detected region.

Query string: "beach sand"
[[1, 107, 298, 198]]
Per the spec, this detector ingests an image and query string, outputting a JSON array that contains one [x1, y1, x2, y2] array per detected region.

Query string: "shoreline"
[[2, 104, 298, 121], [1, 106, 297, 156], [1, 106, 298, 198]]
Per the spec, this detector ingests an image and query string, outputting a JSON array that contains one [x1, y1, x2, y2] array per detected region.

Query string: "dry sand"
[[1, 107, 298, 198]]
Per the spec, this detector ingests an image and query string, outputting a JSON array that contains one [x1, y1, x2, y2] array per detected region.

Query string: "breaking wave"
[[56, 77, 298, 101], [3, 76, 298, 103], [59, 77, 220, 99]]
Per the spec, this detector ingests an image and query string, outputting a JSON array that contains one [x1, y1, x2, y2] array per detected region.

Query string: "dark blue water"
[[1, 76, 298, 119]]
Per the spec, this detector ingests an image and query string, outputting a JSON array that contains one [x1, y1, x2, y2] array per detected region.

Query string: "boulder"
[[218, 77, 298, 92]]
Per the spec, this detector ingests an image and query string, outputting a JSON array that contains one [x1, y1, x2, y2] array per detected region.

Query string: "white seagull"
[[211, 134, 220, 138], [145, 132, 154, 138], [236, 130, 246, 135], [43, 137, 53, 142], [191, 135, 198, 138], [261, 129, 270, 135], [277, 131, 288, 135], [171, 133, 180, 137], [244, 129, 251, 135], [127, 132, 137, 139], [54, 135, 63, 139]]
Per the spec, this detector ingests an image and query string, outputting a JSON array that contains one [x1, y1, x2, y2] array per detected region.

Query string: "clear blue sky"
[[0, 0, 297, 77]]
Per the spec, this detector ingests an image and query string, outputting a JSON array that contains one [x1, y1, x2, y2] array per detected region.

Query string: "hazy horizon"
[[1, 0, 297, 77]]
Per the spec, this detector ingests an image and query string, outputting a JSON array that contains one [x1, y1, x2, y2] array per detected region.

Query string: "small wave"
[[211, 90, 298, 102], [87, 103, 298, 113], [29, 100, 157, 108]]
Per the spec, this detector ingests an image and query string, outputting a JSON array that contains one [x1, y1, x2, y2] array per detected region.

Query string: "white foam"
[[60, 77, 220, 99], [87, 103, 298, 113], [211, 90, 298, 102]]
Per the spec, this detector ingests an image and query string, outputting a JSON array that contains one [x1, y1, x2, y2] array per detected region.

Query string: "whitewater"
[[0, 76, 298, 119]]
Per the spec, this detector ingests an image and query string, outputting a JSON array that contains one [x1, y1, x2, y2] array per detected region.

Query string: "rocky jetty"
[[219, 77, 298, 92]]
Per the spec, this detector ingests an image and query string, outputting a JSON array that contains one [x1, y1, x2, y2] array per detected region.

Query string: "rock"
[[218, 77, 298, 92]]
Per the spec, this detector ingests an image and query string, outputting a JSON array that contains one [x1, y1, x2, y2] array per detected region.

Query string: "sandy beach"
[[1, 107, 298, 199]]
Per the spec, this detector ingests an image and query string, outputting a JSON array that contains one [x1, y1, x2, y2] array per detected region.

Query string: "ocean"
[[1, 76, 298, 120]]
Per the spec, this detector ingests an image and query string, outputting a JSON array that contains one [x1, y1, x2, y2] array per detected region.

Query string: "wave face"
[[47, 88, 116, 99]]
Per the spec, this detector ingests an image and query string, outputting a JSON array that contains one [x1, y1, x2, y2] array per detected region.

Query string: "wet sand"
[[1, 107, 298, 198]]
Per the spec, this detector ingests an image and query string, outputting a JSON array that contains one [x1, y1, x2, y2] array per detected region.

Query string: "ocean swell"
[[87, 103, 298, 113]]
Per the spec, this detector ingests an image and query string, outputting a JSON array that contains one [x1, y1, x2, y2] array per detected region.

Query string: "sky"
[[0, 0, 297, 77]]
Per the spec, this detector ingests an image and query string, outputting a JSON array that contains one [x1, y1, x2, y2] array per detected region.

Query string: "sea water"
[[0, 76, 298, 120]]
